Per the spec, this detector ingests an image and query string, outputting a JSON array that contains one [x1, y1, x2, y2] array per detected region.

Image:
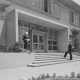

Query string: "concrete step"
[[27, 53, 80, 67], [27, 58, 80, 67]]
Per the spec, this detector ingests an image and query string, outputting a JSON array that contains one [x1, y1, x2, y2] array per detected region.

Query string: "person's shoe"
[[70, 59, 72, 60]]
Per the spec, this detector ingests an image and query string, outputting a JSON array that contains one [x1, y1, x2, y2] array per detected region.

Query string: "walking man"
[[64, 41, 72, 60]]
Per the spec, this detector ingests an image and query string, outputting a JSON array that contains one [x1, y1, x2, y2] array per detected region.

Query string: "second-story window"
[[44, 0, 48, 12], [28, 0, 60, 18], [52, 3, 60, 17], [31, 0, 36, 7], [43, 0, 60, 18], [70, 12, 80, 26]]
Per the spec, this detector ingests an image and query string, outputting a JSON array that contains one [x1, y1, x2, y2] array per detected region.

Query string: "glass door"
[[33, 33, 44, 52], [39, 35, 44, 52]]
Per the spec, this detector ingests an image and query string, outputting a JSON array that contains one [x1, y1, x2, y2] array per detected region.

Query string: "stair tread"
[[27, 58, 80, 67], [34, 58, 80, 64], [27, 53, 80, 67]]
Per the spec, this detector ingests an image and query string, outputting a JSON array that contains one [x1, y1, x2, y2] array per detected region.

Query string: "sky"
[[73, 0, 80, 5]]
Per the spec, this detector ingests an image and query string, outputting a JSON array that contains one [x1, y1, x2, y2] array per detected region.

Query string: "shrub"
[[7, 42, 22, 52], [71, 72, 75, 78], [0, 43, 7, 52], [37, 76, 41, 80], [40, 73, 45, 80], [45, 73, 50, 78], [7, 44, 15, 52], [76, 73, 80, 78], [65, 74, 68, 78], [32, 76, 35, 80], [52, 73, 56, 78]]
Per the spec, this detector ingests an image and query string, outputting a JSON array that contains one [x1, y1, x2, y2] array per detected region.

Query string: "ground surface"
[[0, 52, 80, 80]]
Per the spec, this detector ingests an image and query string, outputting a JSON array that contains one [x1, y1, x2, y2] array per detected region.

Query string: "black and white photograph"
[[0, 0, 80, 80]]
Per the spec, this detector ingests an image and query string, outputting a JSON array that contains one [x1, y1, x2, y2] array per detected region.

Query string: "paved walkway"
[[0, 53, 80, 80]]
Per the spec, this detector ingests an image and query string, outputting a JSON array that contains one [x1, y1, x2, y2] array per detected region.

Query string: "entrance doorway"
[[32, 31, 45, 52], [19, 25, 30, 52]]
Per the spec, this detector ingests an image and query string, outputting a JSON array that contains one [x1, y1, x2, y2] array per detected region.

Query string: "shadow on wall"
[[0, 16, 7, 44]]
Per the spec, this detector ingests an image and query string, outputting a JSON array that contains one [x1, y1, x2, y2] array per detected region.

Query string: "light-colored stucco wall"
[[6, 0, 80, 30], [0, 52, 35, 70], [6, 10, 16, 44], [0, 18, 7, 44], [0, 20, 5, 43], [58, 28, 69, 52]]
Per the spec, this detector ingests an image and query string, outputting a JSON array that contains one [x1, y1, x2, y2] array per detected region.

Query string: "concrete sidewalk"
[[0, 60, 80, 80], [0, 53, 80, 80]]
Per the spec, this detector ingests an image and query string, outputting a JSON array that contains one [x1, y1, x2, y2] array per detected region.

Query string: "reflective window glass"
[[33, 44, 38, 50], [39, 36, 43, 43], [33, 35, 38, 43]]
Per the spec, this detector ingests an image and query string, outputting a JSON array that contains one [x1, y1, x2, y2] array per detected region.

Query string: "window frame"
[[70, 11, 80, 27]]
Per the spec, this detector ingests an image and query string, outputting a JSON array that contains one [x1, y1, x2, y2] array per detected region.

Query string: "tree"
[[0, 3, 10, 13], [71, 72, 75, 78], [71, 29, 80, 50], [71, 29, 79, 37]]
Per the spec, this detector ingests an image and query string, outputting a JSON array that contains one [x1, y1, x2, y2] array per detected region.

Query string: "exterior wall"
[[0, 20, 6, 43], [58, 28, 69, 52], [6, 10, 16, 44], [6, 0, 80, 48], [0, 53, 35, 70], [0, 12, 7, 44], [7, 0, 80, 30]]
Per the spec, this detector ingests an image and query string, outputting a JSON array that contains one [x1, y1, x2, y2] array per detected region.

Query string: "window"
[[47, 0, 52, 14], [44, 0, 48, 12], [53, 3, 60, 17], [48, 29, 58, 50], [70, 12, 80, 26], [43, 0, 60, 17], [31, 0, 36, 7], [75, 15, 79, 25]]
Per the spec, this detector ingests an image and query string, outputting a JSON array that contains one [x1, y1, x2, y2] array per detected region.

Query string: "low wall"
[[0, 52, 35, 70]]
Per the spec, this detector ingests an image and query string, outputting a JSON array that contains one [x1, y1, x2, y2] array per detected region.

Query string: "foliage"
[[76, 73, 80, 78], [32, 76, 35, 80], [31, 72, 80, 80], [74, 38, 79, 49], [37, 76, 41, 80], [7, 42, 22, 52], [71, 29, 79, 37], [65, 74, 68, 78], [28, 78, 30, 80], [0, 43, 7, 52], [71, 72, 75, 78], [45, 73, 50, 78], [52, 73, 56, 78], [0, 3, 10, 13], [71, 29, 80, 50], [40, 73, 45, 80]]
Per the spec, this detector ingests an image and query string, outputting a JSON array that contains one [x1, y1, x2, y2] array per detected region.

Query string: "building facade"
[[0, 0, 80, 53]]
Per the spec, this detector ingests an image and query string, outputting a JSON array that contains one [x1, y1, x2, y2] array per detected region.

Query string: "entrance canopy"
[[7, 9, 69, 52], [16, 9, 69, 30]]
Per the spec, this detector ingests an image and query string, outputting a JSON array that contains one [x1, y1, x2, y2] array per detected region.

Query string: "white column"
[[15, 9, 19, 42]]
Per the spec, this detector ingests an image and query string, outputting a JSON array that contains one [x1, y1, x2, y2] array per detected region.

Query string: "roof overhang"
[[16, 9, 69, 30]]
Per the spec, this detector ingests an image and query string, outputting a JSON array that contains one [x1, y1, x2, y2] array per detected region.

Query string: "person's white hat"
[[25, 32, 28, 34]]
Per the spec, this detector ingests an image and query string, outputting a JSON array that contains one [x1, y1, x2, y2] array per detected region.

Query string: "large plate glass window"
[[48, 29, 58, 50]]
